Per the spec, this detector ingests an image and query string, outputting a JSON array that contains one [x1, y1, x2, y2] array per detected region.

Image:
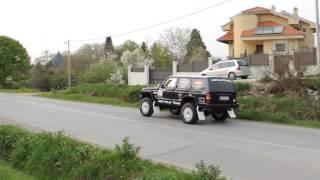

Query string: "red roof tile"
[[217, 32, 234, 42], [241, 21, 304, 37], [242, 6, 271, 14]]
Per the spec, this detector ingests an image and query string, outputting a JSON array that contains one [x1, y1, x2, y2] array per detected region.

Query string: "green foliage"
[[185, 29, 210, 63], [305, 78, 320, 91], [0, 125, 203, 180], [193, 160, 225, 180], [66, 83, 142, 103], [151, 42, 173, 67], [0, 161, 36, 180], [238, 95, 320, 122], [81, 59, 118, 83], [0, 36, 31, 87], [234, 82, 251, 92], [259, 74, 273, 83]]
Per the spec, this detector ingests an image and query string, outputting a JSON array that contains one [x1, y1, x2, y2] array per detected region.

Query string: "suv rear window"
[[208, 78, 235, 92], [237, 60, 248, 66]]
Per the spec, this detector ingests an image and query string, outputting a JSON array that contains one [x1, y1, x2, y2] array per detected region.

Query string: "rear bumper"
[[199, 103, 239, 111]]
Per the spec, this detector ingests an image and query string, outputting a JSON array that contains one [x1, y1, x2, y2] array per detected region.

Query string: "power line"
[[70, 0, 232, 43]]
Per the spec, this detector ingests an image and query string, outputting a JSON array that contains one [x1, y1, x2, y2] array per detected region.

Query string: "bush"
[[80, 59, 118, 83], [235, 82, 251, 92], [194, 160, 225, 180], [0, 125, 205, 180]]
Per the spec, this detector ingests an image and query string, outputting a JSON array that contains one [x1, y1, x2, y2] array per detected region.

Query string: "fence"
[[177, 61, 208, 72], [149, 68, 172, 85], [245, 54, 269, 66]]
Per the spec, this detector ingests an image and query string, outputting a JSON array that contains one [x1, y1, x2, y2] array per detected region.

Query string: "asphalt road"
[[1, 93, 320, 180]]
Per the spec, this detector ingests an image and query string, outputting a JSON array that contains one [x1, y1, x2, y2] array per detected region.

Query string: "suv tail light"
[[205, 93, 211, 104], [236, 64, 241, 70]]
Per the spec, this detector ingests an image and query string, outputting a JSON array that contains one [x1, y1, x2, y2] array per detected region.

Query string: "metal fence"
[[177, 61, 208, 72], [149, 68, 172, 85], [244, 54, 269, 66]]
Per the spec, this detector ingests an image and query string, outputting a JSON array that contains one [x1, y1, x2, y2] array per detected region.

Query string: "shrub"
[[0, 125, 205, 180], [80, 59, 118, 83], [235, 82, 251, 92], [193, 160, 225, 180]]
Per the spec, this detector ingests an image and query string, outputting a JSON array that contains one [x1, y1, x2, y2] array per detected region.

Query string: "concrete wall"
[[128, 65, 149, 86]]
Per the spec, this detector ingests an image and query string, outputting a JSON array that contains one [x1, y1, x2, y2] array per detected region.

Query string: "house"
[[217, 6, 317, 58]]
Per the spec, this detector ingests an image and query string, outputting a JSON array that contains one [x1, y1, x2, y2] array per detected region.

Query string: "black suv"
[[139, 75, 239, 124]]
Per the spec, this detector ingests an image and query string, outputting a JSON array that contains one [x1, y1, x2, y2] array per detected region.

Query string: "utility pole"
[[67, 40, 71, 89], [316, 0, 320, 71]]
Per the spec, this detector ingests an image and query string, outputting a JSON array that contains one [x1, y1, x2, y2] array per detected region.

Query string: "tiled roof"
[[241, 21, 304, 37], [217, 32, 234, 42], [242, 6, 271, 14]]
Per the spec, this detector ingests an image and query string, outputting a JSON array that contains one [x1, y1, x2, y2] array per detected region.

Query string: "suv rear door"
[[208, 78, 236, 105]]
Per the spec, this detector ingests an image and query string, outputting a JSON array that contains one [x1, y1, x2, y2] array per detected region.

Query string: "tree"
[[160, 27, 191, 63], [0, 36, 30, 86], [104, 36, 114, 58], [115, 40, 139, 61], [151, 42, 173, 68], [185, 29, 210, 63], [80, 58, 118, 83]]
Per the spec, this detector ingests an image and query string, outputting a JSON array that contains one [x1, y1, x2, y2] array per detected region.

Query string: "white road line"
[[11, 99, 320, 154]]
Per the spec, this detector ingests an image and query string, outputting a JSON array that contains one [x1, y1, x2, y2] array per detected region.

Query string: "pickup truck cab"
[[139, 75, 239, 124]]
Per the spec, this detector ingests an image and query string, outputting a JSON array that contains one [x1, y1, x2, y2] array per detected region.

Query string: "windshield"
[[208, 78, 235, 92]]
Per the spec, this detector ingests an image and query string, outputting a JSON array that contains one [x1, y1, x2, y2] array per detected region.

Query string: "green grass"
[[0, 125, 225, 180], [0, 161, 36, 180], [237, 95, 320, 128], [40, 92, 139, 107], [0, 87, 40, 93]]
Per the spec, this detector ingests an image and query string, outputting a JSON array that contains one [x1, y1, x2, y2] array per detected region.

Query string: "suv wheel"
[[228, 72, 236, 80], [181, 102, 198, 124], [212, 111, 228, 122], [169, 108, 180, 115], [140, 97, 154, 117]]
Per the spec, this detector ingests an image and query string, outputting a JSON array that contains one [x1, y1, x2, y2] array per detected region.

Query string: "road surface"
[[0, 93, 320, 180]]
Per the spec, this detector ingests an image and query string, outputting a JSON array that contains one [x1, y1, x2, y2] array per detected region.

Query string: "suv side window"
[[162, 78, 177, 89], [191, 79, 205, 90], [177, 78, 190, 89]]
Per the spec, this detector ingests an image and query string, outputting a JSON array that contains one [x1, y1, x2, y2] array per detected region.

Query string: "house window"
[[275, 43, 286, 52]]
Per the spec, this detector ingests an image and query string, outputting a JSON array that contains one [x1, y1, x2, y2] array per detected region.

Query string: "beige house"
[[218, 6, 316, 58]]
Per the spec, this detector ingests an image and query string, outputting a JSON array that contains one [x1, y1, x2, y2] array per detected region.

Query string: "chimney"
[[293, 7, 298, 16], [271, 5, 276, 11]]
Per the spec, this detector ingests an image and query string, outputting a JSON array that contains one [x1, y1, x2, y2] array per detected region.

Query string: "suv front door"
[[158, 77, 177, 106]]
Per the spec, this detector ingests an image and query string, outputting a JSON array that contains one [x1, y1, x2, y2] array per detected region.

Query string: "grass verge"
[[0, 125, 225, 180], [0, 87, 40, 93], [38, 83, 320, 129], [0, 160, 36, 180], [40, 92, 138, 108]]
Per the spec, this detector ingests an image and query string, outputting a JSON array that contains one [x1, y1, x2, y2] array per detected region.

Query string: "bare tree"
[[160, 27, 191, 63]]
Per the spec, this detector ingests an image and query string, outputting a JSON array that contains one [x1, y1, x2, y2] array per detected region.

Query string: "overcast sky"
[[1, 0, 318, 60]]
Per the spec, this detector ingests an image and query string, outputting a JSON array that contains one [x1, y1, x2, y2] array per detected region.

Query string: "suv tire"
[[181, 102, 198, 124], [140, 97, 154, 117], [212, 111, 228, 122], [228, 72, 236, 80], [169, 108, 180, 115]]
